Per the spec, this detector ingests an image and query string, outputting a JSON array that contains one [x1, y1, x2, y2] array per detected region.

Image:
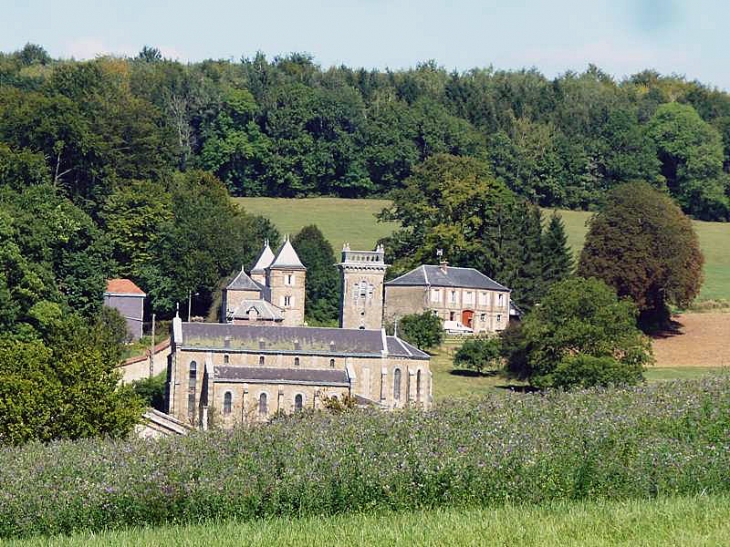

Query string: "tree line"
[[2, 44, 730, 221]]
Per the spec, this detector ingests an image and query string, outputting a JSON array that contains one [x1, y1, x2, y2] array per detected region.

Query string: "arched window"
[[223, 391, 232, 415], [416, 370, 422, 402], [259, 393, 268, 416], [393, 369, 402, 401], [294, 357, 300, 367], [258, 355, 265, 366], [294, 393, 303, 411], [329, 358, 335, 368], [188, 361, 197, 420]]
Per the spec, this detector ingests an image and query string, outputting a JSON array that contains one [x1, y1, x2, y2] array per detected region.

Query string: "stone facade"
[[338, 244, 387, 330], [104, 278, 146, 341], [384, 263, 511, 334], [221, 238, 306, 327], [167, 319, 432, 428]]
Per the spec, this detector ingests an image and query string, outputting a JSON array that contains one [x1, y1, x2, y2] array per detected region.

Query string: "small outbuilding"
[[104, 278, 146, 341]]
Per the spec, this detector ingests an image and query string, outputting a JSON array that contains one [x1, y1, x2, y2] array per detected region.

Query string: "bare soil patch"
[[652, 313, 730, 367]]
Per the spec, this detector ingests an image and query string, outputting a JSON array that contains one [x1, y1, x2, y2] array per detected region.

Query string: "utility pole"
[[188, 290, 192, 321], [149, 313, 156, 378]]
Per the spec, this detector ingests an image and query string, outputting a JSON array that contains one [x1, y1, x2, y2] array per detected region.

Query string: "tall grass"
[[1, 376, 729, 539]]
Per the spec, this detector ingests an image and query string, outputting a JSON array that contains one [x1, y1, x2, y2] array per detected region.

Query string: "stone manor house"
[[167, 239, 510, 428]]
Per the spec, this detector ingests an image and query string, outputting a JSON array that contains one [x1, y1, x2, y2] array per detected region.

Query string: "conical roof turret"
[[270, 235, 306, 270], [251, 239, 276, 273]]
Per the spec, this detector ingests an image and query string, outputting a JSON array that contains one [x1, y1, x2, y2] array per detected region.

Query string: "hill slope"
[[236, 197, 729, 301]]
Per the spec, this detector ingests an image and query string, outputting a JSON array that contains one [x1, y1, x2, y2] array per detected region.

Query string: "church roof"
[[178, 323, 429, 360], [386, 265, 510, 292], [226, 269, 262, 291], [228, 299, 283, 322], [251, 241, 275, 273], [269, 237, 306, 270], [214, 366, 350, 386]]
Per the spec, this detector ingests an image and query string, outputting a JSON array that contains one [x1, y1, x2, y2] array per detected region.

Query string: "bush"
[[131, 372, 167, 412], [1, 375, 729, 539], [552, 355, 643, 389], [454, 337, 501, 374]]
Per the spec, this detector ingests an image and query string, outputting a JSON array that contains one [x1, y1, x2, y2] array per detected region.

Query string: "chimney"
[[440, 260, 448, 274]]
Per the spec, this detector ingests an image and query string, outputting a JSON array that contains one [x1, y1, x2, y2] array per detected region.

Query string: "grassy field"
[[13, 495, 730, 546], [236, 197, 730, 301]]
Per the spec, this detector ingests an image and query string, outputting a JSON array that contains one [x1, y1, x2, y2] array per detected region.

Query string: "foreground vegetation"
[[2, 376, 728, 539], [10, 495, 730, 546], [238, 196, 730, 301]]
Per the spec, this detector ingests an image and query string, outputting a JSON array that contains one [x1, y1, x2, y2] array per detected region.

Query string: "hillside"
[[236, 197, 730, 302]]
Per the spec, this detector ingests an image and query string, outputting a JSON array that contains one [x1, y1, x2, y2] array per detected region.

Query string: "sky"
[[2, 0, 728, 89]]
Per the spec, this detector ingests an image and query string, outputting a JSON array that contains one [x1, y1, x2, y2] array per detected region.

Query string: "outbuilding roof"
[[105, 278, 146, 296], [228, 299, 284, 322], [386, 265, 509, 292]]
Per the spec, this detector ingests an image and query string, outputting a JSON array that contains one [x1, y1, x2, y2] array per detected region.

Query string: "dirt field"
[[653, 313, 730, 367]]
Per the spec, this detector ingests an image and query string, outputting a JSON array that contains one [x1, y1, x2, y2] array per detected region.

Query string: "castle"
[[168, 240, 431, 428], [167, 239, 511, 427]]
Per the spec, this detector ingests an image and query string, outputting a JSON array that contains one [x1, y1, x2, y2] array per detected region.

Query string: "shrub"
[[1, 375, 729, 539], [398, 311, 443, 350], [454, 337, 501, 374], [552, 355, 644, 389], [131, 372, 167, 412]]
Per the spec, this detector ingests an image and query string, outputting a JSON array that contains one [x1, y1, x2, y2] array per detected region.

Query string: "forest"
[[0, 42, 728, 326]]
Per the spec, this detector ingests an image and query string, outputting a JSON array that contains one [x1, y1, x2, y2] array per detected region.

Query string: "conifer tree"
[[291, 225, 341, 325], [541, 212, 573, 288]]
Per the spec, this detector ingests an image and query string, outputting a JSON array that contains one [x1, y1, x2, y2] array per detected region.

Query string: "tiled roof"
[[386, 336, 430, 359], [105, 278, 146, 296], [214, 366, 349, 386], [251, 241, 275, 273], [270, 237, 305, 270], [226, 269, 262, 291], [178, 323, 429, 360], [229, 299, 284, 321], [386, 265, 509, 291]]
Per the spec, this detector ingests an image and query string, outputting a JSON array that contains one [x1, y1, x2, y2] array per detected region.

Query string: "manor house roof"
[[177, 322, 429, 359], [228, 299, 283, 322], [386, 265, 510, 292]]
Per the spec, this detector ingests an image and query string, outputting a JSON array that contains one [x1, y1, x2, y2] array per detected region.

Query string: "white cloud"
[[63, 37, 137, 60]]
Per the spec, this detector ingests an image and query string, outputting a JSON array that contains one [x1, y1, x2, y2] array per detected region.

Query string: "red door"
[[462, 310, 474, 328]]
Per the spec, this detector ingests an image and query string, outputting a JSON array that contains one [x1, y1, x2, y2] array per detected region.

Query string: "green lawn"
[[13, 495, 730, 546], [236, 197, 730, 302]]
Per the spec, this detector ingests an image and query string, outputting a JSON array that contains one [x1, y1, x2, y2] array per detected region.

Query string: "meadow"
[[11, 495, 730, 546], [236, 197, 730, 301], [2, 375, 729, 540]]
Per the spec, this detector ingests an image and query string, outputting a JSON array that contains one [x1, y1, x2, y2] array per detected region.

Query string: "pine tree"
[[541, 212, 573, 289], [291, 225, 341, 325]]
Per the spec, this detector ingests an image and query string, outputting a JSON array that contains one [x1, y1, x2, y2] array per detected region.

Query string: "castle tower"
[[250, 240, 275, 285], [267, 236, 306, 326], [338, 244, 388, 330]]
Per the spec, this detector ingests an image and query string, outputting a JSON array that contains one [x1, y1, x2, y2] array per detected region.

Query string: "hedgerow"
[[1, 375, 729, 539]]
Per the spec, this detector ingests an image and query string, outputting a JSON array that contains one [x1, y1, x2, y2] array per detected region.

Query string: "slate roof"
[[214, 366, 350, 386], [178, 323, 429, 360], [386, 265, 510, 292], [226, 269, 263, 291], [229, 299, 284, 322], [105, 278, 146, 296], [270, 237, 306, 270], [251, 241, 275, 273]]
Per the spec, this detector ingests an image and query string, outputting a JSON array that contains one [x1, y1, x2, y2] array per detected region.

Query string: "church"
[[167, 240, 432, 428]]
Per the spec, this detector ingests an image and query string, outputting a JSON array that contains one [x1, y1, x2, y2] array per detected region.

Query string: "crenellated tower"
[[338, 244, 388, 330]]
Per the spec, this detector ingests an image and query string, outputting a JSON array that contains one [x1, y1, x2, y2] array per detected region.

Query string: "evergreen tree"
[[541, 212, 573, 288], [291, 225, 341, 325]]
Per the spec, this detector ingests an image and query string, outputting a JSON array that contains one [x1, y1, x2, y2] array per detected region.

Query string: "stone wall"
[[267, 269, 306, 326]]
